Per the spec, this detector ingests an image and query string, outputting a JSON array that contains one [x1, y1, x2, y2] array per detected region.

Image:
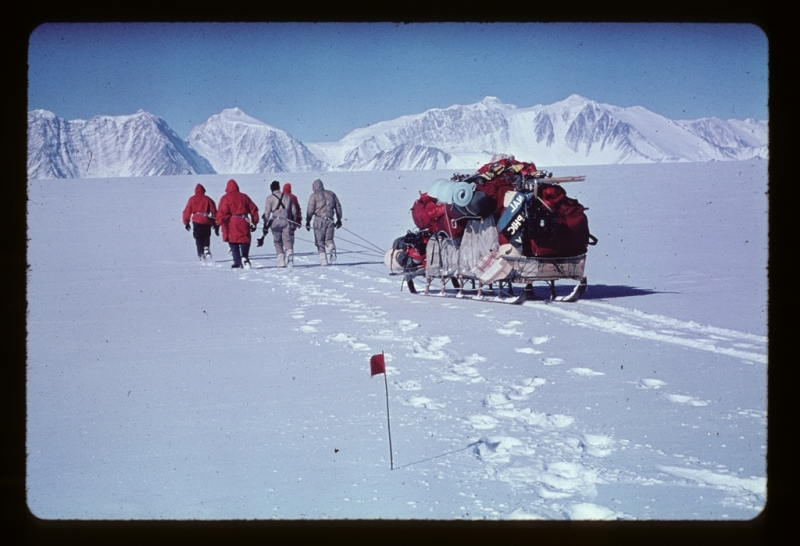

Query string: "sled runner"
[[385, 156, 597, 304]]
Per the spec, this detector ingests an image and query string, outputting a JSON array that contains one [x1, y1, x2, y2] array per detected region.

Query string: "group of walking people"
[[181, 178, 343, 269]]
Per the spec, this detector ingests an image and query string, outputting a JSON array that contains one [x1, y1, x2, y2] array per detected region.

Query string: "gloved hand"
[[256, 236, 264, 248], [185, 223, 190, 231], [335, 219, 342, 229], [250, 223, 257, 233], [262, 227, 269, 236], [305, 221, 311, 232], [213, 225, 220, 236]]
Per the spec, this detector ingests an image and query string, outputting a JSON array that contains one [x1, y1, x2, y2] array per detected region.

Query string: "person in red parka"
[[216, 179, 259, 269], [182, 183, 218, 262], [283, 183, 302, 223]]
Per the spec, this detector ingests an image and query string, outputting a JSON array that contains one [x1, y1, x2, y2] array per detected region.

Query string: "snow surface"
[[26, 160, 767, 520]]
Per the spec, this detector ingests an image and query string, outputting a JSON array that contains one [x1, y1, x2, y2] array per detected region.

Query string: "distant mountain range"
[[27, 95, 768, 179]]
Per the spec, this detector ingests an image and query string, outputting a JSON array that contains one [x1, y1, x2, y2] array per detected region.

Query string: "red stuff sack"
[[529, 197, 591, 257], [411, 193, 464, 238]]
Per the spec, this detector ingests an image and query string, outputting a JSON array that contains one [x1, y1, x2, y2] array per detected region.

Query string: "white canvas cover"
[[425, 236, 461, 277], [457, 217, 500, 273], [426, 217, 503, 279]]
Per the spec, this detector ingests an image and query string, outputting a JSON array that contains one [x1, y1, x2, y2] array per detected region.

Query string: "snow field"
[[27, 161, 767, 519]]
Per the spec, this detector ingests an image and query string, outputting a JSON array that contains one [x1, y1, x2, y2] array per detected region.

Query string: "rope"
[[290, 232, 384, 258], [339, 226, 386, 253]]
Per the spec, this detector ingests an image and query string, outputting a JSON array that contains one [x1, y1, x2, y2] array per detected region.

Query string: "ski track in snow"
[[217, 259, 765, 519], [523, 300, 767, 364]]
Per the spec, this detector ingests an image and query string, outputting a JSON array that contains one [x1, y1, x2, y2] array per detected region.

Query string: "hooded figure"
[[216, 179, 259, 269], [182, 183, 218, 261], [262, 181, 302, 268], [305, 179, 342, 265], [283, 183, 302, 222]]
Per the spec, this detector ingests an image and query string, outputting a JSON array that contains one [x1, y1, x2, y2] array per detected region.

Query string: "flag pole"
[[382, 352, 394, 470]]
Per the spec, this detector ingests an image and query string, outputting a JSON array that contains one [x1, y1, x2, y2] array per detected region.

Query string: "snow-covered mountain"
[[27, 96, 768, 179], [186, 108, 329, 175], [27, 109, 214, 179], [310, 95, 769, 170]]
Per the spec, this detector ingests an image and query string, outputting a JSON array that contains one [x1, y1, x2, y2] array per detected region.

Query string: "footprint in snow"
[[440, 354, 486, 383], [405, 396, 445, 409], [395, 319, 419, 332], [507, 377, 545, 400], [515, 347, 543, 354], [579, 433, 616, 457], [507, 509, 546, 520], [496, 408, 575, 429], [497, 461, 599, 500], [568, 368, 605, 377], [638, 378, 667, 389], [407, 336, 451, 360], [394, 380, 422, 391], [564, 503, 632, 521], [531, 336, 550, 345], [353, 314, 382, 323], [326, 332, 371, 351], [483, 392, 514, 409], [543, 357, 565, 366], [369, 329, 405, 341], [442, 361, 485, 383], [475, 436, 535, 463], [467, 415, 499, 430], [663, 393, 709, 406]]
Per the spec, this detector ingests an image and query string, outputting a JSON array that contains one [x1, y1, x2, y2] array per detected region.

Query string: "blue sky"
[[28, 22, 768, 143]]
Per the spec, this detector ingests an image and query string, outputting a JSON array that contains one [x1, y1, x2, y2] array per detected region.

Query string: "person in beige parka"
[[305, 178, 342, 265]]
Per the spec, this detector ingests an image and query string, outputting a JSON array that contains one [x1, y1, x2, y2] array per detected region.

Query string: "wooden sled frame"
[[401, 253, 588, 303]]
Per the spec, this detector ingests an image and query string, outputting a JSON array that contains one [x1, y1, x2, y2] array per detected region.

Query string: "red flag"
[[370, 353, 385, 377]]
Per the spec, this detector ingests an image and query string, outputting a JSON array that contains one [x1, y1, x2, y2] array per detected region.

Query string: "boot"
[[277, 253, 286, 268], [203, 246, 212, 260], [319, 252, 328, 266], [326, 245, 336, 265], [242, 257, 251, 269], [286, 251, 294, 269]]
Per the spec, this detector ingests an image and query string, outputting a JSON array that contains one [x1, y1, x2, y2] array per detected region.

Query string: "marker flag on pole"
[[370, 353, 386, 377], [370, 351, 394, 469]]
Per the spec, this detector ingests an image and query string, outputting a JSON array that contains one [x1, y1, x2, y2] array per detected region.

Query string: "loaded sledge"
[[385, 156, 597, 303]]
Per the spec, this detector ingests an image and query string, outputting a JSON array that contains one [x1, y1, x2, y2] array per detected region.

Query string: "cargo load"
[[386, 155, 597, 303]]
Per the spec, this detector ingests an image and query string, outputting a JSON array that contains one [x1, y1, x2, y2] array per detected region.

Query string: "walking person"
[[182, 183, 218, 262], [216, 179, 259, 269], [305, 178, 342, 266], [260, 181, 301, 268]]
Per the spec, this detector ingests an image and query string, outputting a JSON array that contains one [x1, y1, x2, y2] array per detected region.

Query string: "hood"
[[194, 183, 206, 195], [282, 183, 292, 195], [312, 179, 324, 192], [225, 179, 239, 193]]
